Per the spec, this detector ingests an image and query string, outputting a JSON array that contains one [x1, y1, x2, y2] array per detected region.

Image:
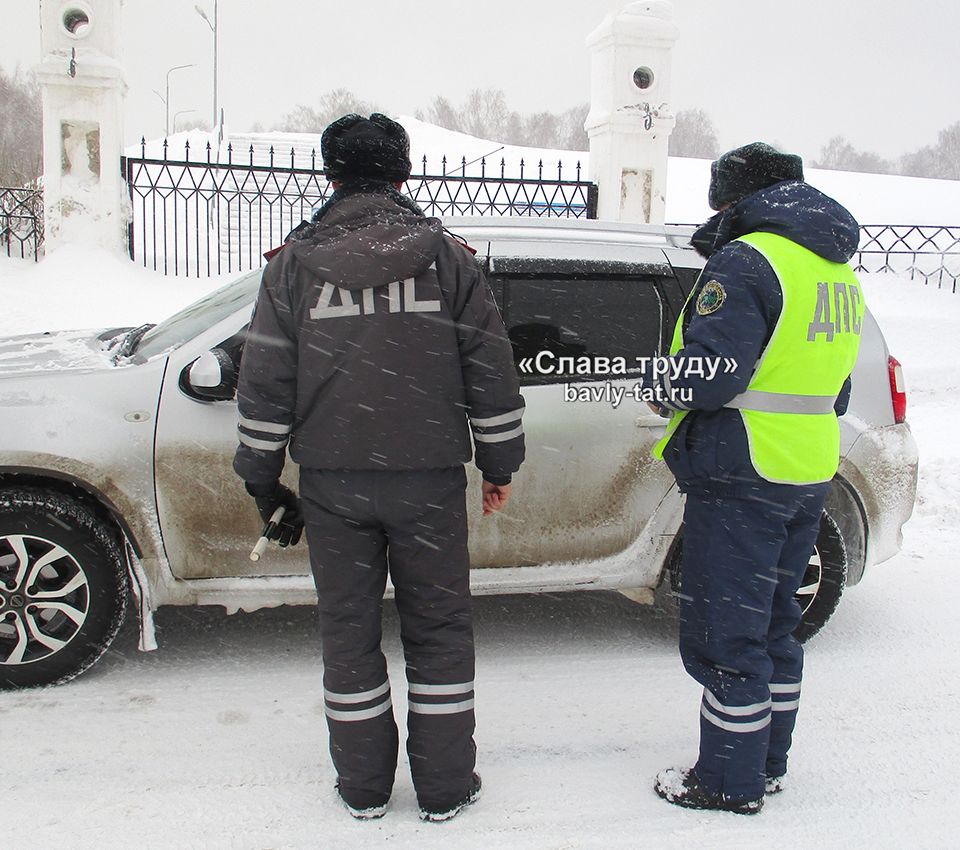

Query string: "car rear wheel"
[[793, 511, 847, 643], [667, 509, 848, 644], [0, 489, 128, 689]]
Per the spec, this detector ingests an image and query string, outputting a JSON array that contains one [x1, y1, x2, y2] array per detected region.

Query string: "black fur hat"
[[708, 142, 804, 210], [321, 113, 412, 184]]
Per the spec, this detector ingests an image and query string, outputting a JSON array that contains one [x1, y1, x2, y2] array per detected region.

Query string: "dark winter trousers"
[[678, 482, 829, 801], [299, 466, 476, 812]]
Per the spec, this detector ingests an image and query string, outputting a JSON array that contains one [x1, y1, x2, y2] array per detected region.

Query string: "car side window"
[[490, 274, 664, 385]]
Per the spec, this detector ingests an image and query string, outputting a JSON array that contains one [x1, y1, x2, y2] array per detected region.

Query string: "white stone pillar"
[[35, 1, 127, 252], [585, 1, 679, 224]]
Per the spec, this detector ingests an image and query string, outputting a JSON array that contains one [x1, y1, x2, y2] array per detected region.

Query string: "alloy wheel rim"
[[0, 534, 90, 666], [795, 547, 823, 617]]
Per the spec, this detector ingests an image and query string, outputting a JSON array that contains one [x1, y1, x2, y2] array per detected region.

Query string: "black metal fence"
[[853, 224, 960, 292], [123, 139, 598, 277], [14, 148, 956, 290], [0, 186, 43, 261]]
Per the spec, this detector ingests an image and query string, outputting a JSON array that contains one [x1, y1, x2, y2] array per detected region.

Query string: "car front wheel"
[[0, 488, 128, 689]]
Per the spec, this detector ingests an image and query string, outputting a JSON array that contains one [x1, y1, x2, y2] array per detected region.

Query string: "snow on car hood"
[[0, 329, 120, 376]]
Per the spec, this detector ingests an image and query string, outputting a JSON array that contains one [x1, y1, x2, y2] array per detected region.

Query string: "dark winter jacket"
[[233, 185, 525, 488], [651, 179, 860, 495]]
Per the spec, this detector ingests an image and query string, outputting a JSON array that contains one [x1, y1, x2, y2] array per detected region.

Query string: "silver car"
[[0, 218, 918, 688]]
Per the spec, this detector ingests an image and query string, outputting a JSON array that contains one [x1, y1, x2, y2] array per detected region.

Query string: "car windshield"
[[134, 269, 262, 359]]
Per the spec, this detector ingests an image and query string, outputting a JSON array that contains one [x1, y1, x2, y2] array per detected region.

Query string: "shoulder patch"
[[696, 280, 727, 315]]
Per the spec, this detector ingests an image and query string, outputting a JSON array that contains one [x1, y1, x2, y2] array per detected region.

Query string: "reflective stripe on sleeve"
[[470, 410, 523, 429], [660, 370, 690, 411], [238, 431, 289, 452], [771, 699, 801, 712], [239, 416, 291, 435], [473, 424, 523, 444]]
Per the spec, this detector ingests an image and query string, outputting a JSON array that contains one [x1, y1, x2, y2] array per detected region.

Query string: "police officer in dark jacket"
[[233, 114, 524, 822], [648, 143, 864, 813]]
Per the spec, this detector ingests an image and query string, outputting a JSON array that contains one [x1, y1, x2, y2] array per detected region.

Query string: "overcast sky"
[[2, 0, 957, 160]]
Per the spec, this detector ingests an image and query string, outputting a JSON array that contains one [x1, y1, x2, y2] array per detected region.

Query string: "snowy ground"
[[1, 251, 959, 848]]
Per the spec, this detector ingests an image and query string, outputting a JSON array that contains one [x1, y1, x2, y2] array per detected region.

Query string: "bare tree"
[[417, 96, 464, 134], [814, 135, 892, 174], [276, 88, 378, 134], [417, 89, 589, 151], [0, 67, 42, 186], [557, 104, 589, 152], [931, 121, 960, 180], [668, 108, 719, 158]]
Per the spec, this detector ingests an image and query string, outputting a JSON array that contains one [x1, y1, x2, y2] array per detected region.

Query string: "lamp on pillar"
[[585, 1, 679, 224], [36, 0, 127, 252]]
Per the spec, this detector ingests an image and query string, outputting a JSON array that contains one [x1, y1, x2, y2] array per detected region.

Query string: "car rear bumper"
[[840, 422, 918, 581]]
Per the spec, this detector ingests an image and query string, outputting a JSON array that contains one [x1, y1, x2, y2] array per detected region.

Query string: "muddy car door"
[[470, 248, 678, 569], [149, 274, 309, 579]]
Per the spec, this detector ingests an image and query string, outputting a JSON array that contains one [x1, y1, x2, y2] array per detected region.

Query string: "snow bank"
[[0, 244, 226, 337]]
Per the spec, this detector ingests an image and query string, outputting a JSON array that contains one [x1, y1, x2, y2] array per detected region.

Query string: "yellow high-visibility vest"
[[652, 231, 865, 484]]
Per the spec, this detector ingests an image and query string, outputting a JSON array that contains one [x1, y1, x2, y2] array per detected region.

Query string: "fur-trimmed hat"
[[708, 142, 804, 210], [321, 113, 412, 184]]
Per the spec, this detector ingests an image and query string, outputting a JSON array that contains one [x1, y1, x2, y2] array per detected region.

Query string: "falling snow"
[[1, 233, 958, 847]]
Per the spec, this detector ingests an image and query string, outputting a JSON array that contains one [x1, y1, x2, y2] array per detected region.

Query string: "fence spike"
[[227, 142, 233, 165], [206, 140, 212, 163], [520, 159, 525, 179], [311, 149, 317, 170], [269, 145, 275, 167], [185, 139, 191, 162], [140, 137, 146, 157], [162, 138, 168, 161], [481, 157, 486, 178], [290, 147, 296, 168], [421, 154, 428, 176], [538, 159, 544, 179], [500, 158, 506, 179], [576, 161, 582, 180]]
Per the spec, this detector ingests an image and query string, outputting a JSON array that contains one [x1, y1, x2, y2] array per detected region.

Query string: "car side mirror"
[[183, 348, 238, 401]]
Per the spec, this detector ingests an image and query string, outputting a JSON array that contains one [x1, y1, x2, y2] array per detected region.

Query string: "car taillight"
[[888, 355, 907, 424]]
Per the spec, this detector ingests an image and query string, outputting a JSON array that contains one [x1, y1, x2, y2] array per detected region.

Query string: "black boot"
[[418, 773, 482, 822], [655, 767, 763, 815]]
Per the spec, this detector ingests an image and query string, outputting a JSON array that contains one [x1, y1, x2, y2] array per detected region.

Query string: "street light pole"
[[195, 1, 219, 129], [165, 64, 195, 137]]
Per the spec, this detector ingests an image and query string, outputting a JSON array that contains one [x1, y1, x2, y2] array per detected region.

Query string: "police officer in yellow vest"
[[648, 143, 864, 814]]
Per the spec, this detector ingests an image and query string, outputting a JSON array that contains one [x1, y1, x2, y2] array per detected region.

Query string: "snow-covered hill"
[[145, 116, 960, 226]]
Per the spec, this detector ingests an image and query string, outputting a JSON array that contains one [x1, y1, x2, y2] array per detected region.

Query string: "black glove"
[[245, 481, 304, 547]]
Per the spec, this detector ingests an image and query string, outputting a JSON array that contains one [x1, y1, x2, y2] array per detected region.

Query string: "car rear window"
[[490, 273, 664, 385]]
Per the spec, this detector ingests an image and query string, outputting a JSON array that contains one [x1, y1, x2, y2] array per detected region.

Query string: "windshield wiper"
[[116, 323, 156, 359]]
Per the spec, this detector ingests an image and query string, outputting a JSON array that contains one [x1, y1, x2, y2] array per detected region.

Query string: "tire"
[[793, 511, 847, 643], [0, 488, 128, 689], [666, 509, 847, 644]]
